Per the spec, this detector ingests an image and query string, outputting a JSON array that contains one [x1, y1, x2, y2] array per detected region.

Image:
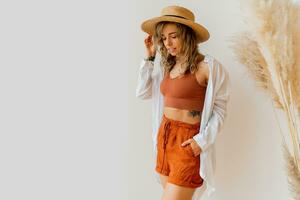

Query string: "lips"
[[168, 48, 176, 53]]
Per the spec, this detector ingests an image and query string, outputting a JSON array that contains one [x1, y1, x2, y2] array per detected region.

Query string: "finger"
[[181, 139, 191, 146], [148, 35, 153, 42], [145, 36, 152, 43]]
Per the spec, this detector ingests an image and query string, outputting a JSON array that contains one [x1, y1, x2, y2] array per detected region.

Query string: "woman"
[[136, 5, 230, 200]]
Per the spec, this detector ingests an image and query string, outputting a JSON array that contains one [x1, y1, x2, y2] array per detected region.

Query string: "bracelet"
[[144, 56, 155, 62]]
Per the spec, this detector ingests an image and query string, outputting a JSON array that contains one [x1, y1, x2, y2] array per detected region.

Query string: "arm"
[[135, 59, 154, 100], [193, 63, 230, 152]]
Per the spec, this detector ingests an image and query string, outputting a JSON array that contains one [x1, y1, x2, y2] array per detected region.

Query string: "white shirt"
[[135, 53, 231, 199]]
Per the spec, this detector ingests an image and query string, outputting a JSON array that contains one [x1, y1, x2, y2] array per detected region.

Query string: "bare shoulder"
[[195, 60, 209, 87]]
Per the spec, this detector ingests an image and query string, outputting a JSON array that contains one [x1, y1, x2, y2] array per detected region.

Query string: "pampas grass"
[[283, 142, 300, 199], [230, 0, 300, 198], [231, 31, 283, 108]]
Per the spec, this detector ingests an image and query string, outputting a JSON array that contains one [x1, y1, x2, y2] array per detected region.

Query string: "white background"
[[0, 0, 129, 199], [0, 0, 295, 199]]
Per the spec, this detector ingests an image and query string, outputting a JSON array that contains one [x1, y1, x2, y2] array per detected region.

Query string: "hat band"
[[163, 14, 188, 20]]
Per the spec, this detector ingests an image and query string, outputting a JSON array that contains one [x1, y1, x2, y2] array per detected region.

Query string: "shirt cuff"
[[192, 127, 208, 152], [140, 59, 154, 69]]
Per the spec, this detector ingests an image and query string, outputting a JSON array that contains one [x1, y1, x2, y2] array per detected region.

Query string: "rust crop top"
[[160, 71, 207, 111]]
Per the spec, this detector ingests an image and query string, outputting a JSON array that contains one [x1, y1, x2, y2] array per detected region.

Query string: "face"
[[161, 23, 183, 57]]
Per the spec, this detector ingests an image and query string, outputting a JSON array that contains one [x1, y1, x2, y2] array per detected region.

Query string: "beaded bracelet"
[[144, 56, 155, 62]]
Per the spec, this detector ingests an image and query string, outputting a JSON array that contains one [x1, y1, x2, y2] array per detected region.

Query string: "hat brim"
[[141, 16, 210, 43]]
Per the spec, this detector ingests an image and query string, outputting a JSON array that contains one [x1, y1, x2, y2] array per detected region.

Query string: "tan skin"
[[144, 23, 209, 200]]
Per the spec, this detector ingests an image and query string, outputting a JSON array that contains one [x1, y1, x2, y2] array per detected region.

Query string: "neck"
[[175, 55, 187, 65]]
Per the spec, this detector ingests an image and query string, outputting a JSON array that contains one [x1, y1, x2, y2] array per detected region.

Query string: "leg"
[[159, 174, 168, 189], [161, 182, 196, 200]]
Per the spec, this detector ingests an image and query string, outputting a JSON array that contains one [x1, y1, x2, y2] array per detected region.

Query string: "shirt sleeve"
[[135, 59, 154, 100], [193, 62, 230, 152]]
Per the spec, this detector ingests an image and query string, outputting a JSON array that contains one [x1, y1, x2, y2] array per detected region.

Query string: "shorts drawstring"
[[163, 121, 171, 149]]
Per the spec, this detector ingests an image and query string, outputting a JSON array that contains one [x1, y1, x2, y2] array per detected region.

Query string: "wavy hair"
[[153, 21, 205, 76]]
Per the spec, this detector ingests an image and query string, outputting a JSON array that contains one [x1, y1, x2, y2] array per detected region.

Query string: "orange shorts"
[[155, 114, 204, 188]]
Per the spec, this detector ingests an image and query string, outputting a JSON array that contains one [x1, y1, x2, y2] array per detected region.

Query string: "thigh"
[[159, 174, 168, 189], [162, 182, 196, 200]]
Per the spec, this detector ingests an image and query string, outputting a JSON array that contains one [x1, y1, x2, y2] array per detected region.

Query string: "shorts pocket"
[[187, 128, 198, 157], [187, 144, 195, 157]]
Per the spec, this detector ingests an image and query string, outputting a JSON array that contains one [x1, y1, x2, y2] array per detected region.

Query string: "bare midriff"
[[163, 106, 201, 125]]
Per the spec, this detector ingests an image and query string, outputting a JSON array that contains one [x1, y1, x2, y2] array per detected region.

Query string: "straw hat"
[[141, 5, 210, 43]]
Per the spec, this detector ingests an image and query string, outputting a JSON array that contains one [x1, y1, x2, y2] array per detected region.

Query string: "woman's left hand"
[[181, 139, 202, 157]]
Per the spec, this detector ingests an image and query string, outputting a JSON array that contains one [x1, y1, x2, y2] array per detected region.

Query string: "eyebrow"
[[161, 32, 177, 37]]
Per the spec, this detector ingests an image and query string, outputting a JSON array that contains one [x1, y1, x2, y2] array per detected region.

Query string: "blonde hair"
[[153, 21, 205, 76]]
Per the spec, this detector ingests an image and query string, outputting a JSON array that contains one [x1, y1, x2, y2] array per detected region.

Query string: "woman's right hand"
[[144, 35, 156, 57]]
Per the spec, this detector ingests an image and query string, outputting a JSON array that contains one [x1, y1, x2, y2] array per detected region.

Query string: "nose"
[[166, 37, 172, 46]]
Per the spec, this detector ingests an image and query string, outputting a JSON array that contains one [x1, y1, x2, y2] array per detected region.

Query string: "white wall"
[[128, 0, 291, 200], [0, 1, 130, 199]]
